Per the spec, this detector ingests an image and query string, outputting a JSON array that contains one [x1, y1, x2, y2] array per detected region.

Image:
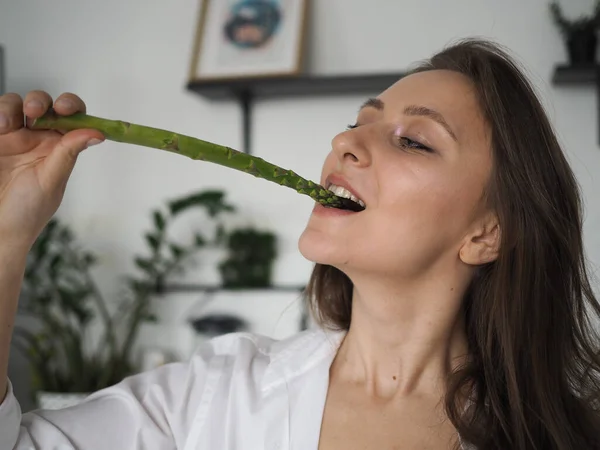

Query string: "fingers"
[[22, 90, 87, 121], [23, 90, 54, 119], [38, 129, 104, 193], [0, 93, 24, 134], [23, 91, 87, 134], [53, 92, 87, 115], [1, 91, 88, 133]]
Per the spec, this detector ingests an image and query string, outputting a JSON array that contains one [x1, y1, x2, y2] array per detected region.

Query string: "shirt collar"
[[260, 327, 346, 394]]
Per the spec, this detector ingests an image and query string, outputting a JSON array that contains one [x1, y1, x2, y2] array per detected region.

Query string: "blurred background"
[[1, 0, 600, 412]]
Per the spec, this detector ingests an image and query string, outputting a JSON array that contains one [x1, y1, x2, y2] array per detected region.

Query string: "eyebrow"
[[360, 97, 384, 111], [359, 97, 457, 142]]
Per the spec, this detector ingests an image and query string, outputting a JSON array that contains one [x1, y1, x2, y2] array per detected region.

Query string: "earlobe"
[[459, 216, 501, 266]]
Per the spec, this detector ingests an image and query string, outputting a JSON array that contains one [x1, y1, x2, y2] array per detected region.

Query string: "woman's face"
[[298, 69, 493, 280]]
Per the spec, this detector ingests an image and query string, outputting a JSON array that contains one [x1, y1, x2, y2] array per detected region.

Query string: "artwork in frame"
[[188, 0, 308, 81], [0, 45, 4, 95]]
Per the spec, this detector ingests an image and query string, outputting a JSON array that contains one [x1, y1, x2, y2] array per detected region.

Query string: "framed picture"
[[188, 0, 308, 81], [0, 46, 4, 95]]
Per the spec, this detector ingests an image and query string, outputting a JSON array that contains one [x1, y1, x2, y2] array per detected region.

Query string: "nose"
[[330, 126, 372, 168]]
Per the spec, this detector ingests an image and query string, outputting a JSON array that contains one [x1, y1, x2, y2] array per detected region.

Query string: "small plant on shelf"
[[218, 227, 277, 288], [549, 0, 600, 65]]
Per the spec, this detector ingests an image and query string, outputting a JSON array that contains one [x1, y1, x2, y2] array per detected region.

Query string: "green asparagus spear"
[[30, 110, 364, 212]]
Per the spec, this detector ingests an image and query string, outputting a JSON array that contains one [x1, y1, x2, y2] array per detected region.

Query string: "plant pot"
[[218, 260, 274, 288], [36, 391, 89, 410], [190, 314, 248, 349], [566, 31, 598, 65], [190, 314, 248, 337]]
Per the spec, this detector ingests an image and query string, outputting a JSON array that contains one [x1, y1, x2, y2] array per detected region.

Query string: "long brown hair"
[[304, 38, 600, 449]]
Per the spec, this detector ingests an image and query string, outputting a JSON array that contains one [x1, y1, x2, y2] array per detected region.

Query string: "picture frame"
[[188, 0, 308, 82], [0, 45, 4, 95]]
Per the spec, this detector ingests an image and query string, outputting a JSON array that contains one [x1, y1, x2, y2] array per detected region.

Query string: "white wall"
[[2, 0, 600, 409]]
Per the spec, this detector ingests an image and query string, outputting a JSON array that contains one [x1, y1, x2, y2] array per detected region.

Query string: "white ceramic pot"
[[36, 391, 89, 410]]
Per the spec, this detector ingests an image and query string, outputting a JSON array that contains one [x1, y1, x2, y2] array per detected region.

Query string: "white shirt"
[[0, 327, 471, 449]]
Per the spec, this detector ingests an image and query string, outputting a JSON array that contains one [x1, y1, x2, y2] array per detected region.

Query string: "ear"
[[459, 212, 500, 265]]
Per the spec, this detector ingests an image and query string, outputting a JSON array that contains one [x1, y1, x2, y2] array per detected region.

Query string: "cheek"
[[382, 169, 485, 242]]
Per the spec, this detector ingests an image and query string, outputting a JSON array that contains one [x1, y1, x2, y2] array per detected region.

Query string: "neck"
[[331, 270, 471, 401]]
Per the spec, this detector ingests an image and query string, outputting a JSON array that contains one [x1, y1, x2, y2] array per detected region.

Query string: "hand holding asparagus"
[[0, 90, 106, 402]]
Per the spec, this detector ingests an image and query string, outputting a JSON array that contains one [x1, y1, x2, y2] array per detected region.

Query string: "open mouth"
[[327, 183, 366, 211]]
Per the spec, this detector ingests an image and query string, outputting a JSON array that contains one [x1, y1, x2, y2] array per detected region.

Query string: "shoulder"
[[77, 328, 343, 447], [101, 327, 345, 416]]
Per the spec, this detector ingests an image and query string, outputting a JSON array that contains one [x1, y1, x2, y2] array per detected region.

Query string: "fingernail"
[[86, 138, 104, 147], [55, 98, 75, 109], [0, 113, 8, 129], [25, 100, 43, 110]]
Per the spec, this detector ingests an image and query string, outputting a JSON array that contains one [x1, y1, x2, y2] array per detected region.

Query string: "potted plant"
[[550, 0, 600, 65], [14, 189, 235, 409], [218, 227, 277, 288]]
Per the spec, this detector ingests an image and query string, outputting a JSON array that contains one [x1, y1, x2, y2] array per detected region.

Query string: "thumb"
[[39, 129, 105, 192]]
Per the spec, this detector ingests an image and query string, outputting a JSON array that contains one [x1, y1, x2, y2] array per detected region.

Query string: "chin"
[[297, 227, 349, 267]]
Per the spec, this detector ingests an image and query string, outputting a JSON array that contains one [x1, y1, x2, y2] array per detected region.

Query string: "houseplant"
[[550, 0, 600, 65], [14, 188, 235, 408], [218, 227, 277, 288]]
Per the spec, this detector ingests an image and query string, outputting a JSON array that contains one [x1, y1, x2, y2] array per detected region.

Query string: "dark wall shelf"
[[157, 283, 310, 331], [186, 72, 405, 154], [551, 64, 600, 144], [552, 64, 597, 84], [187, 73, 405, 100]]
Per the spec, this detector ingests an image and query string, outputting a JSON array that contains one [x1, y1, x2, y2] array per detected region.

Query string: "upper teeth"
[[328, 184, 366, 208]]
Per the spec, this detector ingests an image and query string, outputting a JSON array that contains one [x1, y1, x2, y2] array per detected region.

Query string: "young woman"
[[0, 38, 598, 449]]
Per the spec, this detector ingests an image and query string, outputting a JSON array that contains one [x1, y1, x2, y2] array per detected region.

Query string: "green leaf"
[[215, 224, 227, 244], [37, 293, 53, 308], [59, 227, 74, 243], [127, 278, 146, 292], [56, 287, 94, 324], [142, 312, 158, 323], [83, 253, 97, 267], [153, 211, 166, 231], [168, 190, 234, 216], [32, 220, 56, 260], [135, 257, 154, 273], [194, 233, 206, 247], [205, 197, 236, 218], [48, 254, 63, 276], [145, 233, 161, 252], [169, 243, 185, 258]]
